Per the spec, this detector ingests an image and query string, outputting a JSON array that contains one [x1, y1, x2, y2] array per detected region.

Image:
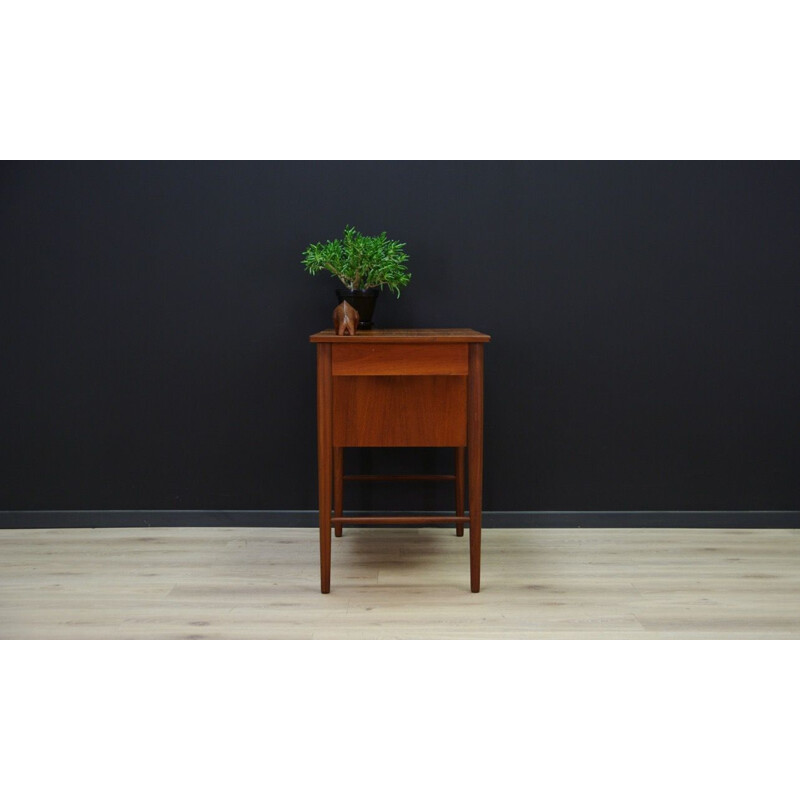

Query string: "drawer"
[[333, 375, 467, 447], [331, 343, 468, 376]]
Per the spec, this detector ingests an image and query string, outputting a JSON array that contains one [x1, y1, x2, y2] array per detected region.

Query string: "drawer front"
[[331, 343, 468, 376], [333, 376, 467, 447]]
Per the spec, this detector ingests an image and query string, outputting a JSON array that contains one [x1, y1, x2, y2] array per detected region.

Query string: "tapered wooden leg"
[[317, 344, 333, 593], [455, 446, 465, 537], [467, 344, 484, 592], [334, 447, 344, 537]]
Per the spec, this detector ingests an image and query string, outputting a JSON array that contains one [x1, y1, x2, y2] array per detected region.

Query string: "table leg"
[[468, 344, 484, 593], [317, 343, 332, 593], [455, 446, 465, 537], [334, 447, 343, 537]]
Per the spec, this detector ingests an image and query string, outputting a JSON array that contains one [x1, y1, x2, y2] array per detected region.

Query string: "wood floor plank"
[[0, 526, 798, 638]]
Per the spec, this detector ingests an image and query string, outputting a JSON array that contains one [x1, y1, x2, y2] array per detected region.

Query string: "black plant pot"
[[335, 287, 380, 330]]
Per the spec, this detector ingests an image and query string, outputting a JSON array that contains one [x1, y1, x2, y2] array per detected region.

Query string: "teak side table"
[[310, 328, 490, 593]]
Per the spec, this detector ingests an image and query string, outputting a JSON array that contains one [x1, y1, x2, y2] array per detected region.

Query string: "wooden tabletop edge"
[[310, 328, 491, 343]]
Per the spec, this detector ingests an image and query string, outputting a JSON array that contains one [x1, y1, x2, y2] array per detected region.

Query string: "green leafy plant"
[[302, 225, 411, 297]]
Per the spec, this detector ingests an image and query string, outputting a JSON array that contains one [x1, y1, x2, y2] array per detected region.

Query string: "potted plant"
[[302, 225, 411, 329]]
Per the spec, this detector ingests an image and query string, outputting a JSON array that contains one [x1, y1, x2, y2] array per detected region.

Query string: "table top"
[[310, 328, 490, 343]]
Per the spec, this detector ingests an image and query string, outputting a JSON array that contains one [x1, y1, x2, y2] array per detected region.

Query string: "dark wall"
[[1, 161, 799, 514]]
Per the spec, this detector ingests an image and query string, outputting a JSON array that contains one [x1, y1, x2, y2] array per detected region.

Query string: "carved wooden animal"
[[333, 300, 359, 335]]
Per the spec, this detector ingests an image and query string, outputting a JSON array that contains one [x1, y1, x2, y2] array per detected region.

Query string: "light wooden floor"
[[1, 526, 798, 639]]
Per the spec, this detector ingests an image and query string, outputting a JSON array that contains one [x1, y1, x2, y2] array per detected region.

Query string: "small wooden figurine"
[[333, 300, 359, 335]]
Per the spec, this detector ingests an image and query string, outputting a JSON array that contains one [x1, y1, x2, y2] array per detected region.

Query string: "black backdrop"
[[2, 161, 799, 524]]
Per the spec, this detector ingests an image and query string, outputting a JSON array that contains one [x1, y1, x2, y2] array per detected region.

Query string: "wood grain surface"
[[311, 329, 490, 343], [332, 343, 468, 375], [316, 343, 333, 593], [1, 526, 798, 639], [332, 376, 467, 447]]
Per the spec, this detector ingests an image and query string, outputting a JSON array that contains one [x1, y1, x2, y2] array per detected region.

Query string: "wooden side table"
[[310, 328, 490, 593]]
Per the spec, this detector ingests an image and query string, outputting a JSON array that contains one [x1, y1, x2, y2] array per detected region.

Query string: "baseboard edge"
[[1, 509, 798, 529]]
